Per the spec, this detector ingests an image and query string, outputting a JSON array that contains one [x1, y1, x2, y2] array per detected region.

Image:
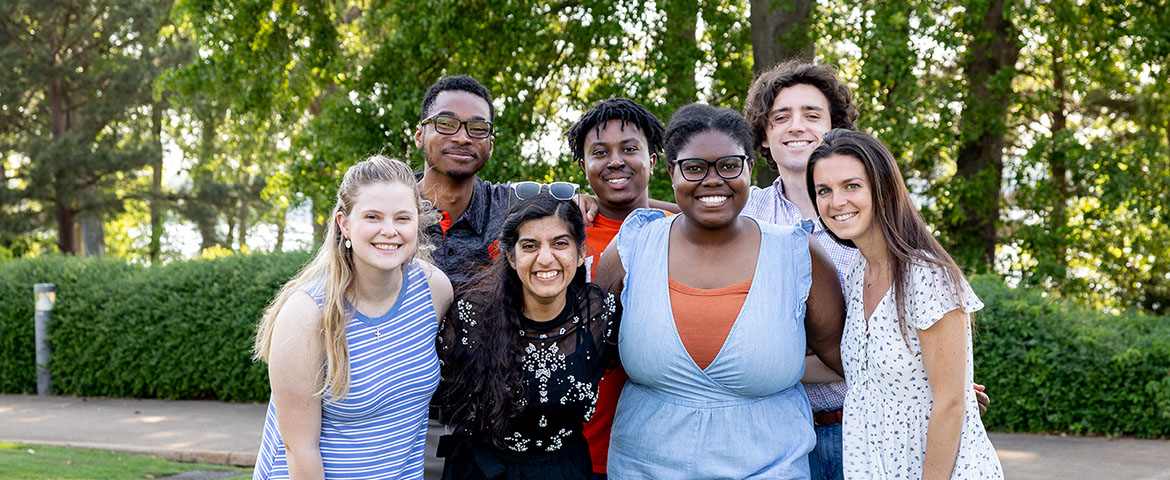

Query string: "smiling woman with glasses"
[[675, 154, 747, 182], [596, 103, 845, 478]]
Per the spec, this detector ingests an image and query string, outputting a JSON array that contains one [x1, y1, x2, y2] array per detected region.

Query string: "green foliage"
[[6, 257, 1170, 439], [0, 252, 310, 401], [972, 275, 1170, 437], [1, 0, 178, 254]]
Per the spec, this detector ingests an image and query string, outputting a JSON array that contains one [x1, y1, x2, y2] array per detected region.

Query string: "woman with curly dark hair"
[[435, 190, 619, 479]]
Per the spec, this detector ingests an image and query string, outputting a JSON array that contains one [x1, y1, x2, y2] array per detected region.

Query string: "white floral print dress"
[[841, 254, 1004, 479]]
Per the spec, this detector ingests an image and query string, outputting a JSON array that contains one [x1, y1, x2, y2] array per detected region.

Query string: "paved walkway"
[[3, 394, 1170, 479]]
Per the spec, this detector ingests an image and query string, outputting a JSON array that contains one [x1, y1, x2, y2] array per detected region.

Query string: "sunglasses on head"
[[511, 181, 579, 201]]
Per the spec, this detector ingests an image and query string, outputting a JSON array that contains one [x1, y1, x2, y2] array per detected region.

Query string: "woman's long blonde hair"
[[253, 155, 436, 401]]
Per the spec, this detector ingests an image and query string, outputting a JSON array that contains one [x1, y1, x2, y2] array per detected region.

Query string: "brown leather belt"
[[813, 408, 844, 426]]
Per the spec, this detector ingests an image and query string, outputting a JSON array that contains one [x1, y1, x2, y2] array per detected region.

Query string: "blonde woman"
[[253, 156, 453, 480]]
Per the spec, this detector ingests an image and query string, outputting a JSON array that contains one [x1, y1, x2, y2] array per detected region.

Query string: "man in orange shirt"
[[565, 98, 669, 477]]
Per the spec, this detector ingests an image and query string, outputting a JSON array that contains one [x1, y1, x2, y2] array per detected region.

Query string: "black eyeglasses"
[[420, 115, 494, 139], [511, 181, 579, 201], [676, 155, 747, 182]]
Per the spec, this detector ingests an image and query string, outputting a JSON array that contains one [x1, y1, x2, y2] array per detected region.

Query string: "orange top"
[[669, 277, 752, 370], [580, 212, 627, 474], [581, 210, 673, 473]]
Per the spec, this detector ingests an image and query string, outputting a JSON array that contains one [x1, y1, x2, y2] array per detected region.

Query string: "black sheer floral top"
[[437, 284, 619, 453]]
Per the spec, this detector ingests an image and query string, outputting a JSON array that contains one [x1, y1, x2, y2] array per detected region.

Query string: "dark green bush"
[[3, 258, 1169, 437], [0, 251, 310, 401], [0, 256, 142, 394], [972, 275, 1170, 438]]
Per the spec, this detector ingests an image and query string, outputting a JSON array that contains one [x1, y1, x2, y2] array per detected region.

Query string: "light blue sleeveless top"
[[254, 263, 440, 480], [608, 209, 815, 479]]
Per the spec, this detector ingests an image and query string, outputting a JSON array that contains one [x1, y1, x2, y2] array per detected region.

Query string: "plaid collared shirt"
[[743, 177, 856, 410]]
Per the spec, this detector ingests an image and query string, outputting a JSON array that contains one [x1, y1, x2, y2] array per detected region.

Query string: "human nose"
[[829, 190, 847, 209], [606, 154, 625, 169], [536, 245, 556, 264], [450, 123, 473, 143], [788, 116, 808, 134], [379, 219, 399, 238], [699, 163, 722, 185]]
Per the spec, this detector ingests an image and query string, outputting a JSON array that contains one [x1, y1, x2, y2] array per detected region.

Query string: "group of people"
[[249, 60, 1003, 480]]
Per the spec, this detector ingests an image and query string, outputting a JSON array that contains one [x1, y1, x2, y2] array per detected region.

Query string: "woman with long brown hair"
[[807, 129, 1002, 479]]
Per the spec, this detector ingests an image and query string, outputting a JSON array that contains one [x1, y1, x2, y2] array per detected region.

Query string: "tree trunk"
[[50, 73, 78, 254], [79, 210, 107, 256], [55, 201, 76, 255], [225, 203, 236, 250], [750, 0, 815, 188], [750, 0, 815, 71], [949, 0, 1019, 270], [237, 191, 249, 251], [198, 220, 220, 251], [660, 0, 701, 109], [1048, 41, 1069, 280], [149, 99, 165, 263], [275, 208, 286, 252]]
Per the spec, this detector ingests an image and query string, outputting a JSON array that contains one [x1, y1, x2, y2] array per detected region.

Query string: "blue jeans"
[[808, 422, 844, 480]]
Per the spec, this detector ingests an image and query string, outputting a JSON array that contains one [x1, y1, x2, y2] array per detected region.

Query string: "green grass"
[[0, 442, 250, 479]]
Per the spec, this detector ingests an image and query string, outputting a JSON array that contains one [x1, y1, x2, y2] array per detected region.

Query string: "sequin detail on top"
[[436, 287, 619, 454]]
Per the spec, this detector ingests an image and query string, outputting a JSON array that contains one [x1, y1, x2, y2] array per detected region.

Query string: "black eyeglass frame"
[[511, 181, 580, 201], [675, 154, 748, 182], [420, 114, 494, 139]]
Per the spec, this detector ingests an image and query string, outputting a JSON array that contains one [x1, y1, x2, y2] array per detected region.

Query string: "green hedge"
[[0, 252, 310, 401], [2, 256, 1169, 436], [972, 275, 1170, 438]]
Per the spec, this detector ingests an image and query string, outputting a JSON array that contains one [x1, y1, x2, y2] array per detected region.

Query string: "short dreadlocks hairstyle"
[[566, 98, 665, 163], [420, 75, 496, 122]]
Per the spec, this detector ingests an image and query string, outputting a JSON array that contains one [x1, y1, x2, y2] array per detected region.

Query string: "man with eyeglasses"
[[413, 75, 512, 288]]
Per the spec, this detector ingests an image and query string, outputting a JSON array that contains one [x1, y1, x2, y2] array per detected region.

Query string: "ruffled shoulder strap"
[[905, 260, 984, 330], [616, 208, 669, 274]]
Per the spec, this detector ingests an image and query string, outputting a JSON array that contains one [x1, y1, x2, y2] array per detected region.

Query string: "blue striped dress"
[[254, 264, 440, 479]]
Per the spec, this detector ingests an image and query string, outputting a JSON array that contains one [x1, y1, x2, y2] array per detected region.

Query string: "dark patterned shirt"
[[416, 173, 512, 287]]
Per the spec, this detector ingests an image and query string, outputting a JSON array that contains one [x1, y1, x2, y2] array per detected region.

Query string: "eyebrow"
[[360, 208, 414, 216], [519, 234, 573, 243], [436, 110, 488, 121], [769, 105, 827, 115], [589, 137, 643, 148]]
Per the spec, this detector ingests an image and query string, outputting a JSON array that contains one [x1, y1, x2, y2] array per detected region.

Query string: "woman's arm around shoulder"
[[267, 291, 327, 480], [804, 235, 845, 377], [417, 260, 454, 322], [919, 307, 970, 480]]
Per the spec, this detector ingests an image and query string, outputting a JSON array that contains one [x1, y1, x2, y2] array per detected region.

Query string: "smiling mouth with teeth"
[[372, 243, 401, 251], [535, 271, 560, 279], [832, 213, 857, 221], [698, 196, 728, 205], [606, 178, 630, 184]]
